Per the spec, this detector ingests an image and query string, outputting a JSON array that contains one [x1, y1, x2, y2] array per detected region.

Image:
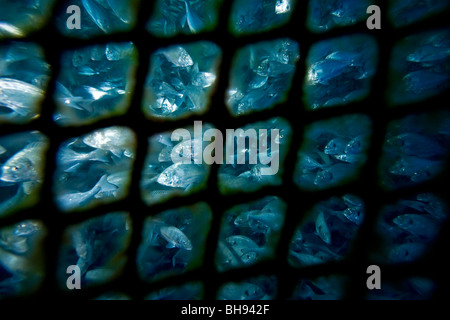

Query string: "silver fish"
[[1, 141, 46, 184], [159, 225, 192, 250], [82, 127, 135, 158], [0, 78, 44, 117], [59, 147, 110, 167], [157, 163, 205, 190], [161, 46, 194, 67], [324, 137, 350, 155]]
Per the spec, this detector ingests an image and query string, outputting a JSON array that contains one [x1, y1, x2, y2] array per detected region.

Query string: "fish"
[[157, 163, 205, 190], [233, 210, 259, 227], [54, 82, 92, 112], [290, 250, 325, 266], [387, 132, 446, 158], [0, 247, 31, 275], [247, 210, 284, 232], [298, 153, 327, 171], [0, 78, 44, 117], [403, 70, 449, 94], [1, 141, 46, 184], [324, 137, 350, 155], [406, 44, 450, 64], [308, 59, 348, 85], [416, 193, 447, 221], [315, 211, 332, 244], [13, 220, 41, 237], [217, 240, 241, 268], [58, 147, 110, 167], [389, 155, 440, 181], [0, 22, 25, 37], [342, 194, 363, 208], [57, 174, 116, 211], [161, 46, 194, 67], [185, 1, 203, 33], [159, 225, 192, 250], [82, 127, 134, 158], [82, 0, 112, 33], [342, 207, 364, 226], [325, 51, 361, 66], [393, 213, 438, 240], [333, 153, 365, 163], [387, 242, 427, 263], [225, 235, 259, 261], [84, 268, 116, 283], [107, 0, 132, 24], [219, 282, 265, 300], [0, 183, 25, 215]]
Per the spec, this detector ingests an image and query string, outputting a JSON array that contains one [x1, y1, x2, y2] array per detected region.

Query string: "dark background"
[[0, 0, 449, 300]]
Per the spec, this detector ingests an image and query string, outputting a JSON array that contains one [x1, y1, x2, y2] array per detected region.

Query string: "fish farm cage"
[[1, 0, 450, 301]]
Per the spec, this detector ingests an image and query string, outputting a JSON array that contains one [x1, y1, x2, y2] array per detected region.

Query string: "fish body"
[[388, 132, 446, 158], [82, 127, 134, 158], [57, 174, 116, 211], [219, 282, 265, 300], [82, 0, 112, 33], [1, 141, 46, 183], [59, 147, 110, 167], [107, 0, 132, 23], [388, 242, 427, 263], [161, 46, 193, 67], [247, 210, 283, 232], [225, 235, 259, 262], [324, 137, 350, 155], [315, 211, 331, 244], [393, 213, 438, 240], [345, 135, 365, 154], [342, 207, 364, 226], [160, 225, 192, 250], [185, 1, 203, 33], [0, 78, 43, 117], [389, 155, 440, 181], [290, 250, 325, 266], [157, 163, 204, 190], [308, 59, 348, 85]]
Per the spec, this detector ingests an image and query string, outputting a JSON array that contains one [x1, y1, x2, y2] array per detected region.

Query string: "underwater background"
[[0, 0, 449, 300]]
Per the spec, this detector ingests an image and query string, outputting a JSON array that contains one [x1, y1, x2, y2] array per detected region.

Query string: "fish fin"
[[64, 162, 82, 173], [90, 149, 110, 163]]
